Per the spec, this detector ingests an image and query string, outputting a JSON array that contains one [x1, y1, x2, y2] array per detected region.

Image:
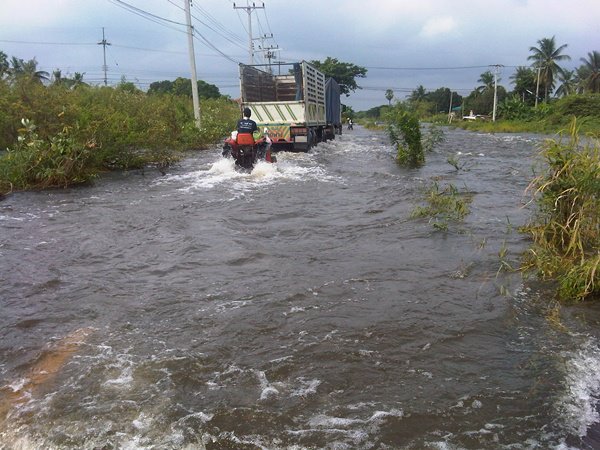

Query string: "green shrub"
[[555, 94, 600, 117], [384, 105, 424, 166]]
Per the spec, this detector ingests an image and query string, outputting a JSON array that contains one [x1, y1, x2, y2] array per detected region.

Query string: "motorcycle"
[[222, 129, 276, 170]]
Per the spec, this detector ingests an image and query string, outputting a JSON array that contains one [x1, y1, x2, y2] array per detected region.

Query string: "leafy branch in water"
[[521, 119, 600, 302], [422, 123, 445, 153]]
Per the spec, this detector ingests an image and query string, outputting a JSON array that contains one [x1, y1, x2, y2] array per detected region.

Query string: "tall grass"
[[522, 119, 600, 301], [411, 181, 473, 231]]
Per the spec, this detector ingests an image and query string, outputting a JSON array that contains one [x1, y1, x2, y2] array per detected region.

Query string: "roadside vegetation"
[[0, 52, 238, 196], [521, 120, 599, 302], [373, 36, 599, 303]]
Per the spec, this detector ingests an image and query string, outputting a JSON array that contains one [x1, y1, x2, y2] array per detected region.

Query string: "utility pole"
[[447, 90, 453, 123], [491, 64, 503, 122], [233, 2, 265, 64], [98, 27, 111, 86], [254, 33, 279, 72], [534, 65, 541, 108], [184, 0, 201, 129]]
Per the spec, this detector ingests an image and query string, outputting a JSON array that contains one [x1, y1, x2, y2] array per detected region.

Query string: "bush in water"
[[0, 119, 97, 192], [385, 105, 424, 167], [522, 119, 600, 302]]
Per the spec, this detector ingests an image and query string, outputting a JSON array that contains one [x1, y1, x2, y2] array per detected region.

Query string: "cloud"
[[419, 16, 458, 38]]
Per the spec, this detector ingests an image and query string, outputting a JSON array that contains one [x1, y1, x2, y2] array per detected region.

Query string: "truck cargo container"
[[239, 61, 341, 151]]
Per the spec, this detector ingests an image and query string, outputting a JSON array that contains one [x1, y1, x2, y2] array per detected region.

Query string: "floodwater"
[[1, 126, 600, 449]]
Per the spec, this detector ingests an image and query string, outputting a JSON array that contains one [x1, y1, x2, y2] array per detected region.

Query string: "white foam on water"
[[556, 338, 600, 437], [290, 378, 321, 397], [154, 149, 345, 197], [255, 370, 280, 401], [102, 352, 134, 389]]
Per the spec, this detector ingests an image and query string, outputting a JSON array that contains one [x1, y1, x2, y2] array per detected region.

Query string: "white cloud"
[[419, 16, 458, 38]]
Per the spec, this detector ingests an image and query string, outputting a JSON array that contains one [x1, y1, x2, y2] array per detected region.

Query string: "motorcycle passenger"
[[236, 107, 258, 144]]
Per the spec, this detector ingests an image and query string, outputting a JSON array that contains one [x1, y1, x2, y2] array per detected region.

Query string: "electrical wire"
[[191, 2, 246, 45], [0, 39, 96, 46], [106, 0, 186, 34]]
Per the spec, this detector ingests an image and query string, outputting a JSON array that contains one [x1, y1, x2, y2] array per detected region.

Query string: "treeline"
[[360, 38, 599, 132], [0, 51, 239, 196]]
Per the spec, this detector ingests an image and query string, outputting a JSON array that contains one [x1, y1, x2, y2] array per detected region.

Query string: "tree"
[[527, 36, 570, 101], [310, 57, 367, 96], [385, 89, 394, 106], [9, 56, 49, 83], [579, 51, 600, 93], [148, 77, 221, 99], [477, 71, 495, 94], [409, 85, 426, 103], [464, 86, 507, 116], [510, 66, 537, 104], [71, 72, 87, 89], [424, 87, 462, 114], [0, 51, 9, 78], [117, 75, 140, 93], [555, 69, 576, 97]]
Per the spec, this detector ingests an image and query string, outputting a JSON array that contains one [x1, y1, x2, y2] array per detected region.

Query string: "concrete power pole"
[[98, 27, 111, 86], [184, 0, 201, 129], [534, 65, 541, 108], [233, 2, 265, 64], [491, 64, 503, 122]]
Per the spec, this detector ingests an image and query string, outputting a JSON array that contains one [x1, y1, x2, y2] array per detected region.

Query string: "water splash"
[[556, 339, 600, 437]]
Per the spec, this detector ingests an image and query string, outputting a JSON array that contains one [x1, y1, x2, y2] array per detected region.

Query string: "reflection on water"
[[1, 127, 600, 449]]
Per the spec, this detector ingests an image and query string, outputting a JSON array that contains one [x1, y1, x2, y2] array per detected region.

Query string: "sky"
[[0, 0, 598, 110]]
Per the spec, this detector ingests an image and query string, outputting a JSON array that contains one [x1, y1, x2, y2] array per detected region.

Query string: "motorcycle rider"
[[237, 107, 258, 137]]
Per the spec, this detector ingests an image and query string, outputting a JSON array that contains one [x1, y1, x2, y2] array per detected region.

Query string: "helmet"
[[243, 107, 251, 118]]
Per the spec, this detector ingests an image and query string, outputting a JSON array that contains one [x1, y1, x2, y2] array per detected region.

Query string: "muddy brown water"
[[2, 126, 600, 449]]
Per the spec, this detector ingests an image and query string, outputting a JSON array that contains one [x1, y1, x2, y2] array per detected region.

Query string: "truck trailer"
[[239, 61, 341, 151]]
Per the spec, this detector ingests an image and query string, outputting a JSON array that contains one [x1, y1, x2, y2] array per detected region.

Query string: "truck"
[[239, 61, 342, 151]]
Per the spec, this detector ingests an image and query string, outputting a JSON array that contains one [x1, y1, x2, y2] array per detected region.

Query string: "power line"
[[191, 2, 246, 45], [108, 0, 186, 26], [366, 64, 522, 71], [0, 39, 96, 46], [366, 65, 491, 71]]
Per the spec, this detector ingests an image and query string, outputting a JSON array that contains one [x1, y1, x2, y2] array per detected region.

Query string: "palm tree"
[[9, 56, 24, 76], [21, 58, 49, 83], [527, 36, 570, 101], [9, 57, 49, 83], [579, 51, 600, 93], [52, 69, 63, 85], [510, 66, 536, 103], [409, 85, 426, 103], [477, 71, 495, 93], [555, 69, 576, 97], [71, 72, 86, 89], [385, 89, 394, 106]]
